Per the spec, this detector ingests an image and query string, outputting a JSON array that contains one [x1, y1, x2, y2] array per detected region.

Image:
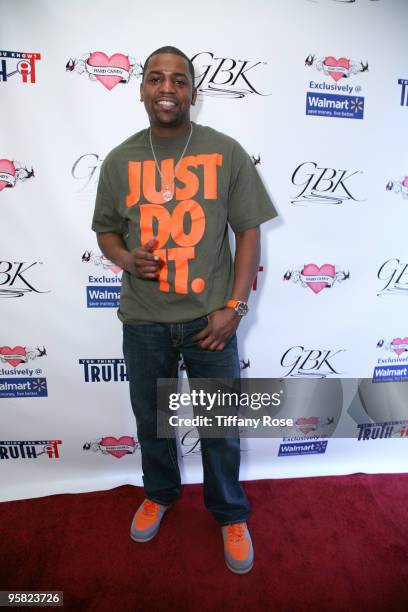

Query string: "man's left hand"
[[193, 309, 240, 351]]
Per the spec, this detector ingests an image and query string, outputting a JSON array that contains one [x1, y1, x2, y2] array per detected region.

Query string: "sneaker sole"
[[225, 559, 254, 575], [130, 529, 159, 543]]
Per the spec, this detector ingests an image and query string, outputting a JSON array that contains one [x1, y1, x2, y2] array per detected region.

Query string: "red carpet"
[[1, 474, 407, 611]]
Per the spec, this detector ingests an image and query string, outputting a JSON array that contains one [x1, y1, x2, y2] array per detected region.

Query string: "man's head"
[[142, 46, 195, 84], [140, 46, 197, 135]]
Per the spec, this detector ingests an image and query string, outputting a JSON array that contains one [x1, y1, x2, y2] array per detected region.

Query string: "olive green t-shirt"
[[92, 123, 277, 324]]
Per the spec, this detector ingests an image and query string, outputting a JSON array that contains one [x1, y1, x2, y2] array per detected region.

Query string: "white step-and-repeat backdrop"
[[1, 0, 407, 502]]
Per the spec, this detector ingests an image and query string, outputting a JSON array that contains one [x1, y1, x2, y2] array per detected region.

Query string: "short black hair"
[[142, 46, 195, 84]]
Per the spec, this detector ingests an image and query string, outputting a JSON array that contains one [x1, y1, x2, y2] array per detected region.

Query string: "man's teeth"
[[157, 100, 176, 107]]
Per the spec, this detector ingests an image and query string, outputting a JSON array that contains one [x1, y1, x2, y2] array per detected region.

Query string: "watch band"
[[226, 300, 240, 308], [226, 299, 249, 316]]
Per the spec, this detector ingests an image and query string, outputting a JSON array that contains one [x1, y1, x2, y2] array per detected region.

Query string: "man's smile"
[[155, 98, 177, 109]]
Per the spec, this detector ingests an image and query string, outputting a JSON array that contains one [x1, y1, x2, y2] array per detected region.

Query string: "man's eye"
[[176, 80, 186, 86], [149, 77, 159, 83]]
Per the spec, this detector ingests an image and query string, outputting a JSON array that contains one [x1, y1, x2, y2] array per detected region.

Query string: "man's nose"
[[159, 76, 176, 93]]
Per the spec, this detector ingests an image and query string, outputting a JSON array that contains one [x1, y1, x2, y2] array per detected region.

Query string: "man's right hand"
[[122, 238, 161, 280]]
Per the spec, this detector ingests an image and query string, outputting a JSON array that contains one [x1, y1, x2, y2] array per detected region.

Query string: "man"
[[92, 46, 277, 574]]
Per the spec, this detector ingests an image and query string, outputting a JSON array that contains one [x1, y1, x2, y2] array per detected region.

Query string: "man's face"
[[141, 53, 197, 131]]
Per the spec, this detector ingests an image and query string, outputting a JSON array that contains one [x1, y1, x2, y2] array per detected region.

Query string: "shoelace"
[[141, 500, 160, 517], [226, 524, 245, 543]]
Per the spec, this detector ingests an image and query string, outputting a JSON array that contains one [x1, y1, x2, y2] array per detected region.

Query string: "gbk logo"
[[72, 153, 103, 196], [291, 161, 363, 205], [386, 176, 408, 200], [0, 261, 48, 298], [0, 160, 34, 192], [0, 51, 41, 84], [398, 79, 408, 107], [377, 258, 408, 297], [280, 345, 345, 377], [66, 52, 140, 90], [284, 264, 349, 293], [191, 51, 270, 99]]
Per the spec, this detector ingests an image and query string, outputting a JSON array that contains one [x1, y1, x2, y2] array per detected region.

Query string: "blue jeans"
[[122, 317, 250, 525]]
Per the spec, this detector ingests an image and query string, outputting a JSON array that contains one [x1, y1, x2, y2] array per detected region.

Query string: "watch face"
[[236, 302, 249, 315]]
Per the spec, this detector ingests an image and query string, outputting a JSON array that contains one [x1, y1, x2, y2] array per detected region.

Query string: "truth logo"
[[79, 359, 128, 383], [0, 440, 61, 460], [191, 51, 270, 98], [291, 161, 363, 205]]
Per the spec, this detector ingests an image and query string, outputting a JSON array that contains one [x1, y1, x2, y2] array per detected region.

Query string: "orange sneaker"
[[130, 499, 169, 542], [222, 522, 254, 574]]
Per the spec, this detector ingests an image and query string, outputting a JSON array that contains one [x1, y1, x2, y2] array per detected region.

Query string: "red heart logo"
[[302, 264, 335, 294], [0, 159, 16, 192], [402, 177, 408, 188], [100, 436, 136, 458], [391, 338, 408, 356], [323, 56, 350, 82], [87, 52, 130, 91], [0, 345, 27, 368], [296, 417, 319, 435]]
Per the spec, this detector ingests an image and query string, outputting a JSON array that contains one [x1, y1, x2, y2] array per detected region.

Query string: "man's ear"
[[140, 82, 144, 102], [191, 87, 198, 106]]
